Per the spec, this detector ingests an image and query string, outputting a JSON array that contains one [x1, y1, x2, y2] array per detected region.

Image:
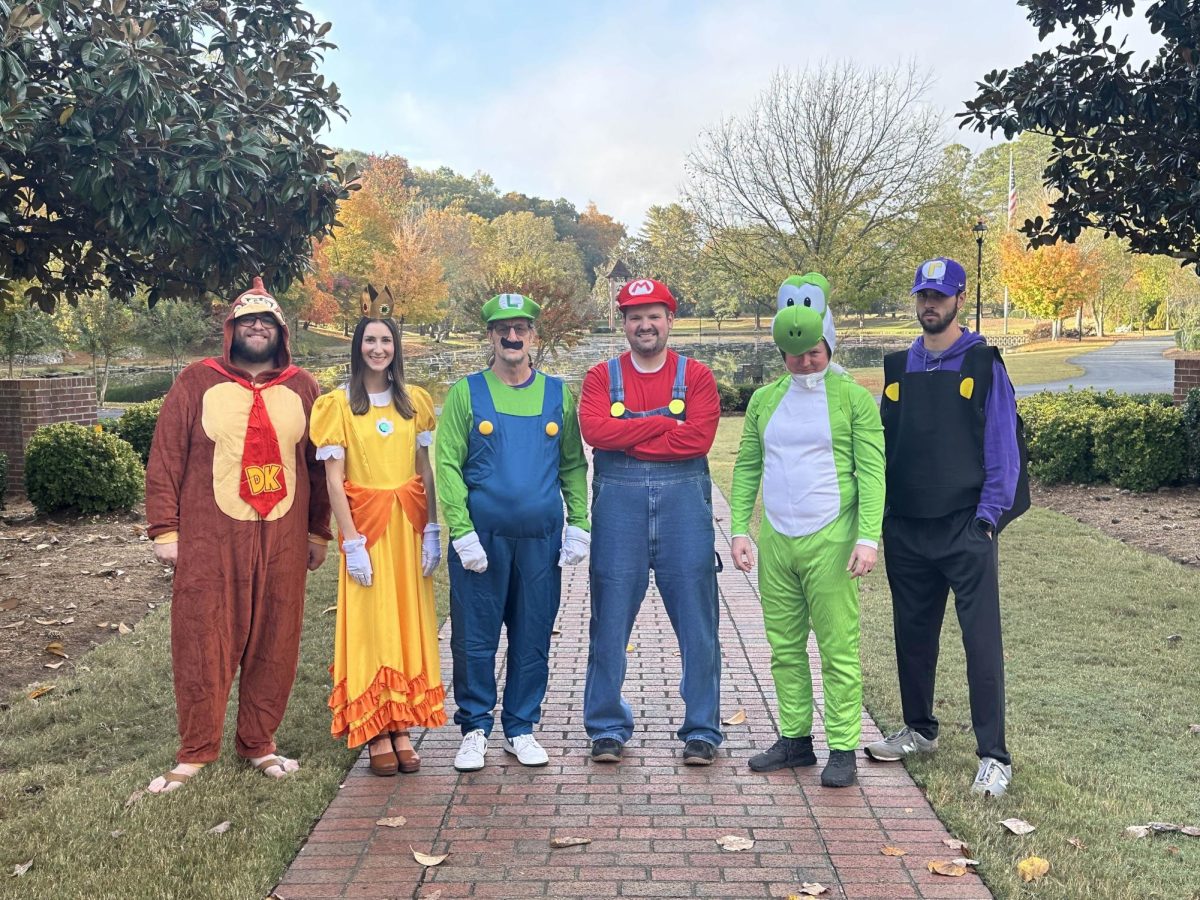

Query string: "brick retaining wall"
[[0, 376, 98, 500], [1175, 356, 1200, 405]]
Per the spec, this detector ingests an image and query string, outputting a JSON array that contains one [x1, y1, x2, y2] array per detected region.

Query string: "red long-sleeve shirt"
[[578, 350, 720, 461]]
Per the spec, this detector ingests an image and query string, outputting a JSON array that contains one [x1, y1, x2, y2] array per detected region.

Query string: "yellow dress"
[[310, 386, 446, 747]]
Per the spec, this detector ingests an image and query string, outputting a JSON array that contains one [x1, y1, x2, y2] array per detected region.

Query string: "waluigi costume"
[[729, 274, 885, 782], [147, 278, 332, 767], [436, 294, 589, 751], [309, 290, 446, 749]]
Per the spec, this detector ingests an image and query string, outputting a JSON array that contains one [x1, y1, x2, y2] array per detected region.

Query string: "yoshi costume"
[[730, 274, 885, 753], [436, 294, 590, 742]]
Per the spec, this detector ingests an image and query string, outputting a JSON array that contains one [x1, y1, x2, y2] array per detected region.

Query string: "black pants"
[[882, 508, 1009, 765]]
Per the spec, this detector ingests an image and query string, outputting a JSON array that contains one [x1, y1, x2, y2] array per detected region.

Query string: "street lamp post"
[[972, 218, 988, 335], [605, 259, 631, 331]]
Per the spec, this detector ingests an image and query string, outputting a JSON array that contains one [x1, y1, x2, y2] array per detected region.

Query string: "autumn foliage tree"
[[999, 231, 1094, 338]]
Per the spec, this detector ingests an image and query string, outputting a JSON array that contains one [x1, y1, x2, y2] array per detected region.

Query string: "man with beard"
[[145, 278, 331, 793], [436, 294, 590, 772], [867, 257, 1021, 798], [578, 277, 723, 765]]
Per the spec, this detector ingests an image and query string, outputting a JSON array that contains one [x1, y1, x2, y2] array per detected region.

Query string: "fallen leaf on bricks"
[[1000, 818, 1037, 835], [27, 686, 54, 700], [419, 892, 443, 900], [942, 838, 970, 852], [124, 790, 145, 809], [880, 846, 906, 857], [716, 835, 755, 851], [548, 837, 592, 849], [1125, 826, 1151, 839], [1016, 856, 1050, 882], [722, 709, 746, 726], [1067, 837, 1086, 850], [208, 821, 232, 835], [411, 848, 448, 867], [10, 860, 32, 877], [798, 884, 829, 896], [951, 857, 980, 867], [376, 816, 407, 828], [626, 643, 634, 652], [44, 642, 68, 658], [551, 627, 561, 635], [927, 860, 968, 877]]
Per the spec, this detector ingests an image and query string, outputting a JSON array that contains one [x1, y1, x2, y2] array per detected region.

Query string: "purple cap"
[[911, 257, 967, 296]]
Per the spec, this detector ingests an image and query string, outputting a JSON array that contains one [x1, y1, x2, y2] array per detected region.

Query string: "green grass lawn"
[[710, 417, 1200, 900]]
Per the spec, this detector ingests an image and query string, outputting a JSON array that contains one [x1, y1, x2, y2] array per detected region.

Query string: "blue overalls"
[[583, 355, 723, 747], [448, 372, 564, 738]]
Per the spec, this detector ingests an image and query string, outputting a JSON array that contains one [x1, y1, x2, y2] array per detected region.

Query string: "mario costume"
[[436, 294, 589, 764], [729, 274, 884, 785], [578, 277, 724, 760], [146, 278, 331, 768]]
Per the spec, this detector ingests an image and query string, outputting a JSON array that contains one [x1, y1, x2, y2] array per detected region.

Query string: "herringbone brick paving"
[[275, 485, 992, 900]]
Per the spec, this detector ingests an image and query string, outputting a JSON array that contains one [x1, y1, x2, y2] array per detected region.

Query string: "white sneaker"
[[454, 729, 488, 772], [504, 733, 549, 767], [970, 757, 1012, 798]]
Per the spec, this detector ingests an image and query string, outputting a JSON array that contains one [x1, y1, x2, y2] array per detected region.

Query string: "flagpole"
[[1004, 146, 1014, 336]]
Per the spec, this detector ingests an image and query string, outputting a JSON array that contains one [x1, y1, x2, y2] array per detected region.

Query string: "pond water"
[[105, 334, 906, 405]]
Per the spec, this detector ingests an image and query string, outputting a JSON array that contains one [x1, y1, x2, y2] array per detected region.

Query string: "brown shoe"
[[392, 731, 420, 774], [368, 736, 399, 777]]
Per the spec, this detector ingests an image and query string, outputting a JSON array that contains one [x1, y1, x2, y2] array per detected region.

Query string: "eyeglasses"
[[491, 323, 532, 337], [237, 314, 279, 329]]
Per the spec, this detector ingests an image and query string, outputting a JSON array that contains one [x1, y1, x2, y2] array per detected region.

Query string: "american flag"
[[1007, 147, 1017, 229]]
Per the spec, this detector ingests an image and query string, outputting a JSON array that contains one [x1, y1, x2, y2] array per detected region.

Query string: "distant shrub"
[[24, 423, 144, 515], [1092, 403, 1186, 491], [111, 398, 163, 464], [105, 373, 173, 403], [716, 382, 758, 414], [1181, 387, 1200, 482]]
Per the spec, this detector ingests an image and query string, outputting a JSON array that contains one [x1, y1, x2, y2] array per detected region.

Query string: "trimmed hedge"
[[109, 398, 163, 464], [1181, 387, 1200, 482], [1017, 390, 1187, 491], [24, 423, 144, 515]]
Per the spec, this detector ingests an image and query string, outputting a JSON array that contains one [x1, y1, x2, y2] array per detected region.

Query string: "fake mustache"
[[500, 338, 524, 350]]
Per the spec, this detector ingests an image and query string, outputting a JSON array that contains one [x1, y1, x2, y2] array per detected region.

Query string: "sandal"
[[392, 731, 420, 774], [368, 737, 399, 777], [252, 755, 299, 779], [148, 763, 203, 794]]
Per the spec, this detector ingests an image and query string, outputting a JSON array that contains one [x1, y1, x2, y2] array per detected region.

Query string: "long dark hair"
[[347, 317, 414, 418]]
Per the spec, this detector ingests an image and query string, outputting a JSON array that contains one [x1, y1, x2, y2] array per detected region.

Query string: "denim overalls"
[[448, 372, 564, 738], [583, 355, 723, 746]]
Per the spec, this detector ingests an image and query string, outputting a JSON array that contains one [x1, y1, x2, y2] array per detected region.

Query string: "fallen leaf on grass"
[[1188, 724, 1200, 735], [1181, 826, 1200, 837], [1067, 837, 1086, 850], [0, 598, 20, 610], [124, 790, 145, 809], [951, 857, 980, 867], [1017, 856, 1050, 882], [110, 830, 124, 838], [27, 685, 54, 700], [548, 837, 592, 849], [927, 860, 969, 877], [942, 838, 970, 852], [1125, 826, 1151, 839], [376, 816, 407, 828], [322, 605, 337, 615], [1148, 822, 1180, 833], [117, 622, 133, 635], [208, 821, 232, 835], [880, 846, 906, 857], [10, 860, 32, 877], [411, 847, 448, 867], [722, 708, 746, 726], [44, 661, 64, 670], [715, 835, 755, 851], [1000, 818, 1037, 835], [1167, 845, 1181, 856], [44, 641, 68, 658]]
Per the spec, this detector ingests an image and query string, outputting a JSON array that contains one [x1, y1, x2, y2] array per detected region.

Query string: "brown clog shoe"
[[368, 738, 399, 777], [392, 731, 420, 774]]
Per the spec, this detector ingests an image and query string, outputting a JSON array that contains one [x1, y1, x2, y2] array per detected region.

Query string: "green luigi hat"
[[481, 293, 541, 324], [774, 273, 837, 354]]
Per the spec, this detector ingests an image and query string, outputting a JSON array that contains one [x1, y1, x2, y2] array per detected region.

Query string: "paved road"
[[1016, 337, 1175, 397]]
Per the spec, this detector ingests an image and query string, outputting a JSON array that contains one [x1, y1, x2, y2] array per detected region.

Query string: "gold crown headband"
[[361, 283, 395, 318]]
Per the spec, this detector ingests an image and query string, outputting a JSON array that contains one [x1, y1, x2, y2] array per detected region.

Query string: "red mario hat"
[[617, 278, 677, 313]]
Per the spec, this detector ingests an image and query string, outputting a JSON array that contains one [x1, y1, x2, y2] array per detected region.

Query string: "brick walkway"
[[276, 487, 992, 900]]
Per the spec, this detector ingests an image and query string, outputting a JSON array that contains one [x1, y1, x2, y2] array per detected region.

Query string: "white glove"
[[421, 523, 442, 576], [452, 531, 489, 573], [341, 535, 372, 587], [558, 525, 591, 567]]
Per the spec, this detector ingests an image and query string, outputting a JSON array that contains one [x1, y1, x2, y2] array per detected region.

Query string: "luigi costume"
[[436, 294, 590, 772], [729, 274, 885, 787]]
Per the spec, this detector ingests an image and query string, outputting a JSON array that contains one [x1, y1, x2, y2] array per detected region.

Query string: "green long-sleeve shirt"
[[435, 369, 589, 539]]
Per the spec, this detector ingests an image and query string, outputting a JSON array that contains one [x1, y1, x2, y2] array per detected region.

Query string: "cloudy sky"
[[306, 0, 1152, 229]]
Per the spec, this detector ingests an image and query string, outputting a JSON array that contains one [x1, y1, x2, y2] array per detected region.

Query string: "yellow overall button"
[[610, 402, 626, 417], [668, 398, 685, 415], [479, 420, 494, 435], [545, 421, 560, 437]]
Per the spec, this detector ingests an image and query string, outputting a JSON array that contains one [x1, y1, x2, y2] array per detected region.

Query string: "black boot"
[[820, 749, 858, 787], [748, 736, 817, 772]]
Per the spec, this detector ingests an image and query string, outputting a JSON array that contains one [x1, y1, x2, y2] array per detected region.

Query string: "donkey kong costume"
[[146, 280, 332, 765]]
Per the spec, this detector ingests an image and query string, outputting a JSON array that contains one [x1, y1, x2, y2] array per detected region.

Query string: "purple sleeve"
[[977, 357, 1020, 526]]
